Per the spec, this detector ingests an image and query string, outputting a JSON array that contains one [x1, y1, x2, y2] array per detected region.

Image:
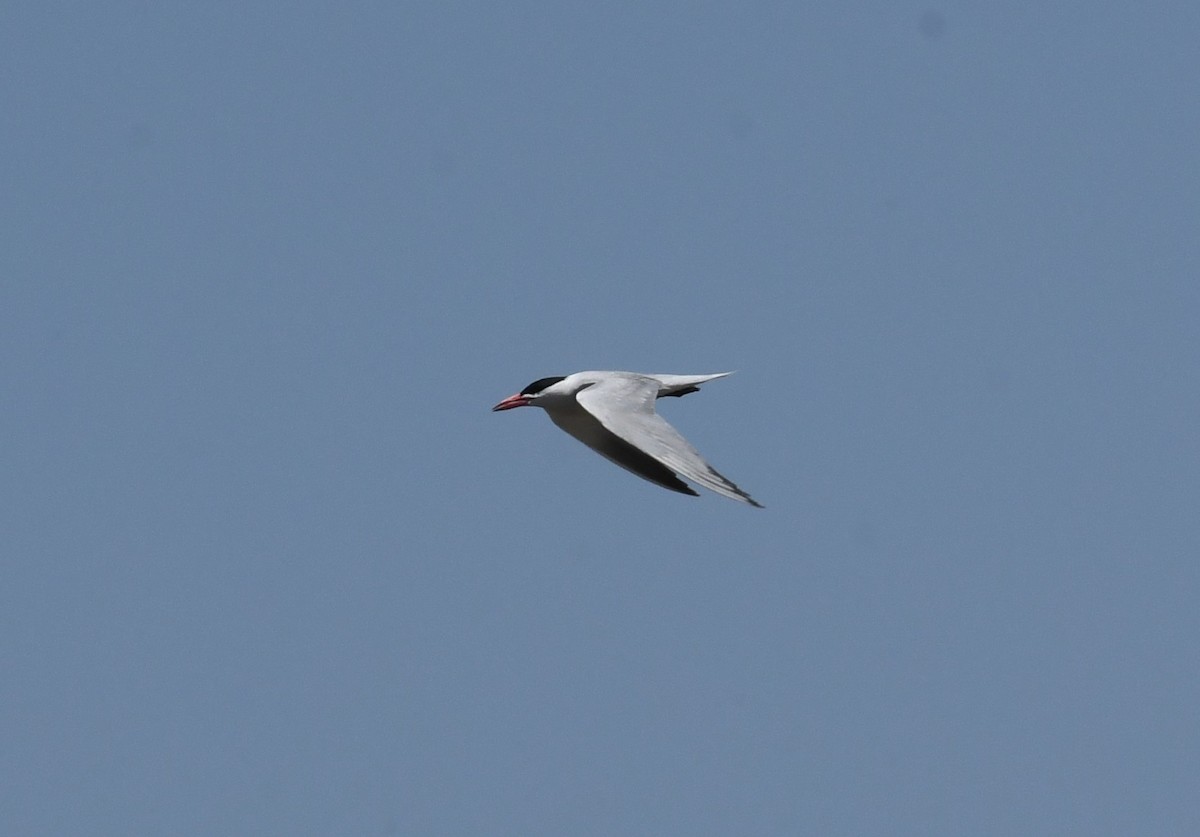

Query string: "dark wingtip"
[[659, 385, 700, 399], [704, 464, 763, 508]]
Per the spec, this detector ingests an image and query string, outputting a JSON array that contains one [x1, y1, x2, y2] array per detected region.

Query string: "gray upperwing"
[[575, 377, 763, 507], [547, 400, 699, 496]]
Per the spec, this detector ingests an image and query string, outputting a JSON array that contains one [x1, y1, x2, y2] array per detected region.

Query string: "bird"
[[492, 371, 763, 507]]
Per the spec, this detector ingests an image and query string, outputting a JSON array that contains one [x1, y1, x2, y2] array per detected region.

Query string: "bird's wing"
[[547, 400, 699, 496], [573, 375, 762, 507], [646, 372, 733, 395]]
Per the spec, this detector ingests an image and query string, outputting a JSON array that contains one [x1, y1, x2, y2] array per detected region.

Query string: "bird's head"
[[491, 376, 569, 411]]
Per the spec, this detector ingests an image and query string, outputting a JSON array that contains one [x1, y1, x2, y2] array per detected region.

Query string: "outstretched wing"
[[573, 375, 762, 507], [547, 404, 699, 496]]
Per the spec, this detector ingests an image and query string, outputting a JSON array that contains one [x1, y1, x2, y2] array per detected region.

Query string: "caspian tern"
[[492, 371, 763, 507]]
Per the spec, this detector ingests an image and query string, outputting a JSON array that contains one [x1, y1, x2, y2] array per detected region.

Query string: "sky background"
[[3, 2, 1198, 834]]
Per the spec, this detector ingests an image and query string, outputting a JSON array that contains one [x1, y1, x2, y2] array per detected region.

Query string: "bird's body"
[[492, 371, 762, 507]]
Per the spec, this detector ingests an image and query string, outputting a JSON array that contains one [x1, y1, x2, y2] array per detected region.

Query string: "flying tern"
[[492, 371, 763, 507]]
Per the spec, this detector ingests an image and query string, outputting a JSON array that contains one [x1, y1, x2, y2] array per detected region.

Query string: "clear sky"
[[4, 3, 1198, 834]]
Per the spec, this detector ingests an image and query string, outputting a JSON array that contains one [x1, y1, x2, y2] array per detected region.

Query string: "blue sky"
[[4, 3, 1198, 834]]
